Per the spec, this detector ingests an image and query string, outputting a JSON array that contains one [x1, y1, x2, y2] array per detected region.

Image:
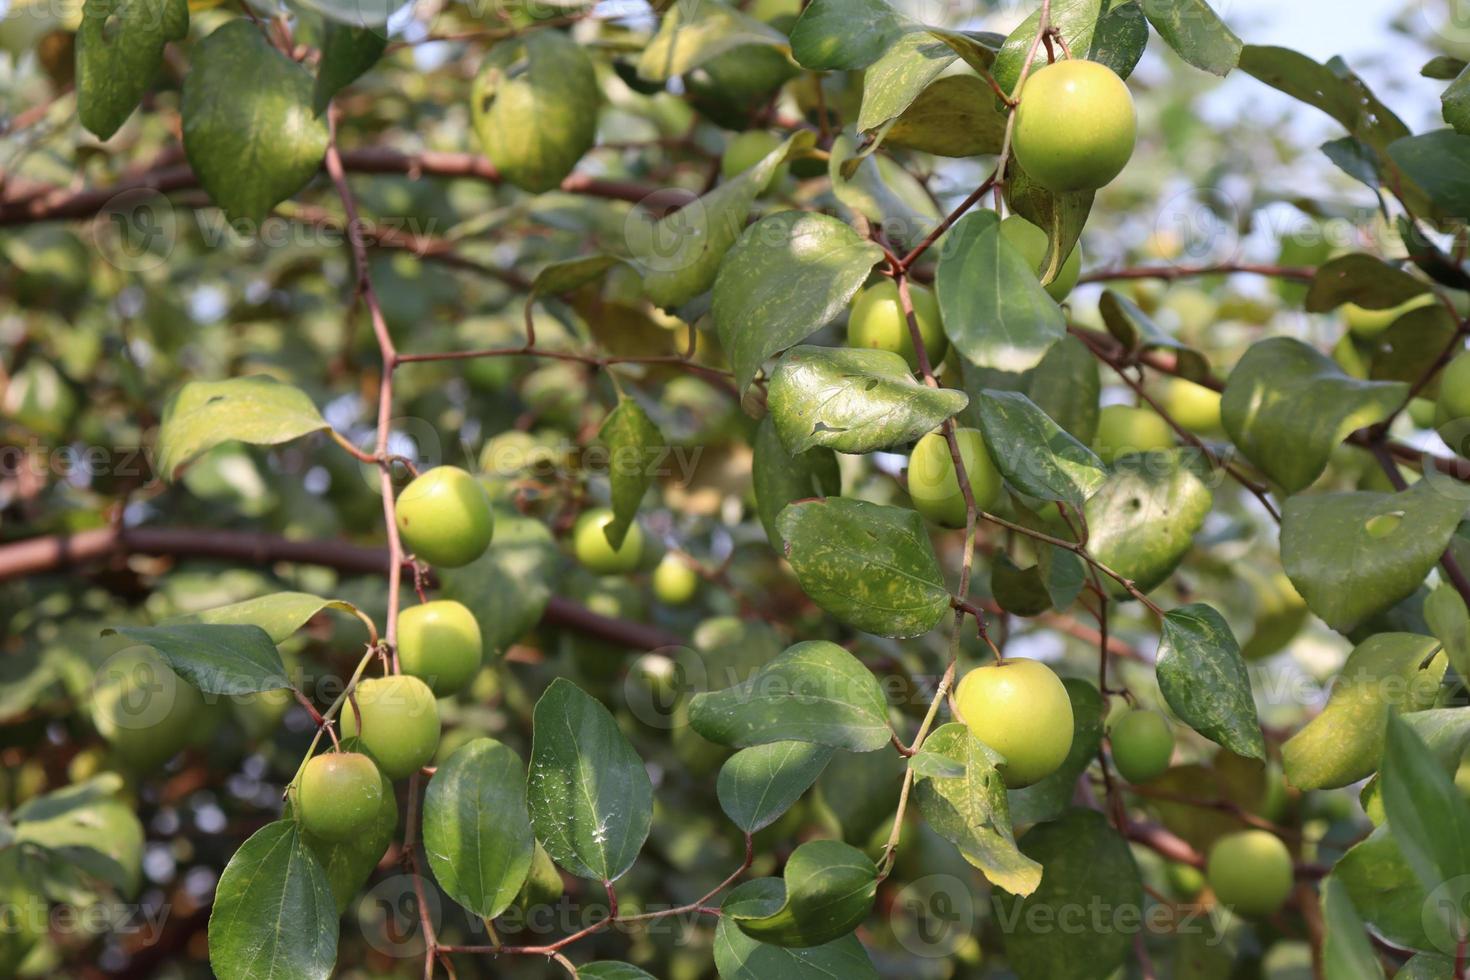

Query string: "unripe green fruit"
[[1109, 709, 1174, 783], [395, 466, 494, 568], [998, 215, 1081, 301], [1093, 405, 1173, 462], [1343, 294, 1435, 338], [572, 508, 645, 574], [398, 600, 483, 697], [721, 130, 787, 193], [1437, 350, 1470, 429], [297, 751, 384, 841], [652, 554, 700, 605], [907, 428, 1002, 528], [92, 647, 207, 770], [340, 675, 442, 779], [1161, 378, 1222, 435], [848, 281, 948, 372], [955, 658, 1074, 788], [1167, 861, 1206, 898], [1206, 830, 1294, 916], [1409, 396, 1437, 429], [1013, 60, 1136, 193]]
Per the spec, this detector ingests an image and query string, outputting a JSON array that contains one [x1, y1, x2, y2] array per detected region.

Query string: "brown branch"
[[1078, 263, 1316, 285], [0, 147, 658, 227], [0, 525, 684, 651]]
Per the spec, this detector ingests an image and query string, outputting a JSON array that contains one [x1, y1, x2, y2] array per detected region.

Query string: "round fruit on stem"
[[1161, 378, 1222, 435], [907, 428, 1002, 528], [1436, 349, 1470, 428], [296, 751, 384, 841], [847, 280, 948, 372], [1108, 709, 1174, 783], [721, 130, 787, 193], [394, 466, 495, 568], [1206, 830, 1294, 916], [1093, 404, 1174, 462], [92, 646, 208, 770], [398, 600, 484, 697], [572, 507, 645, 574], [339, 675, 442, 779], [998, 215, 1081, 301], [954, 658, 1074, 788], [1013, 59, 1137, 193], [652, 553, 700, 605]]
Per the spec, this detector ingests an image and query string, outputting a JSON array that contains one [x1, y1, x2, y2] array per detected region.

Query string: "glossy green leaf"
[[156, 376, 329, 480], [1322, 876, 1387, 980], [631, 131, 814, 309], [1444, 66, 1470, 134], [1138, 0, 1241, 76], [181, 22, 329, 224], [1388, 130, 1470, 217], [208, 821, 337, 980], [974, 390, 1106, 508], [1282, 633, 1444, 790], [579, 965, 657, 980], [165, 592, 363, 645], [1362, 709, 1470, 824], [1304, 253, 1432, 312], [76, 0, 188, 140], [1086, 1, 1148, 79], [1083, 450, 1214, 597], [997, 809, 1142, 980], [994, 0, 1101, 93], [1008, 679, 1107, 826], [424, 738, 535, 919], [856, 32, 957, 132], [884, 75, 1008, 157], [1335, 828, 1435, 951], [768, 345, 968, 455], [637, 0, 786, 82], [1425, 582, 1470, 680], [775, 497, 950, 637], [1280, 481, 1470, 632], [597, 397, 662, 550], [526, 679, 652, 882], [440, 510, 557, 655], [963, 335, 1100, 444], [913, 723, 1042, 895], [732, 839, 877, 948], [1003, 165, 1093, 291], [1098, 291, 1211, 383], [689, 641, 892, 752], [752, 417, 841, 550], [718, 742, 835, 834], [714, 878, 879, 979], [714, 212, 883, 392], [471, 31, 598, 193], [1221, 337, 1406, 493], [101, 624, 290, 695], [1381, 712, 1470, 902], [1156, 604, 1265, 760], [313, 23, 386, 112], [789, 0, 909, 71], [936, 210, 1066, 373]]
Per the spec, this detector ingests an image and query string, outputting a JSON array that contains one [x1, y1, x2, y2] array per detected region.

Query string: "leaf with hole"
[[156, 376, 329, 480]]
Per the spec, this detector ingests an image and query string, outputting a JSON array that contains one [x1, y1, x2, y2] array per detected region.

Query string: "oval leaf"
[[912, 723, 1043, 896], [718, 742, 835, 834], [208, 821, 337, 980], [974, 389, 1106, 508], [165, 592, 363, 644], [1156, 603, 1265, 761], [775, 497, 950, 637], [732, 840, 877, 948], [101, 623, 290, 695], [157, 376, 329, 480], [425, 738, 535, 919], [1083, 450, 1214, 597], [527, 679, 652, 882], [182, 22, 329, 224], [690, 641, 892, 752], [768, 345, 969, 454], [715, 878, 879, 979], [77, 0, 189, 140], [714, 211, 884, 393], [1380, 713, 1470, 916], [598, 397, 663, 550]]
